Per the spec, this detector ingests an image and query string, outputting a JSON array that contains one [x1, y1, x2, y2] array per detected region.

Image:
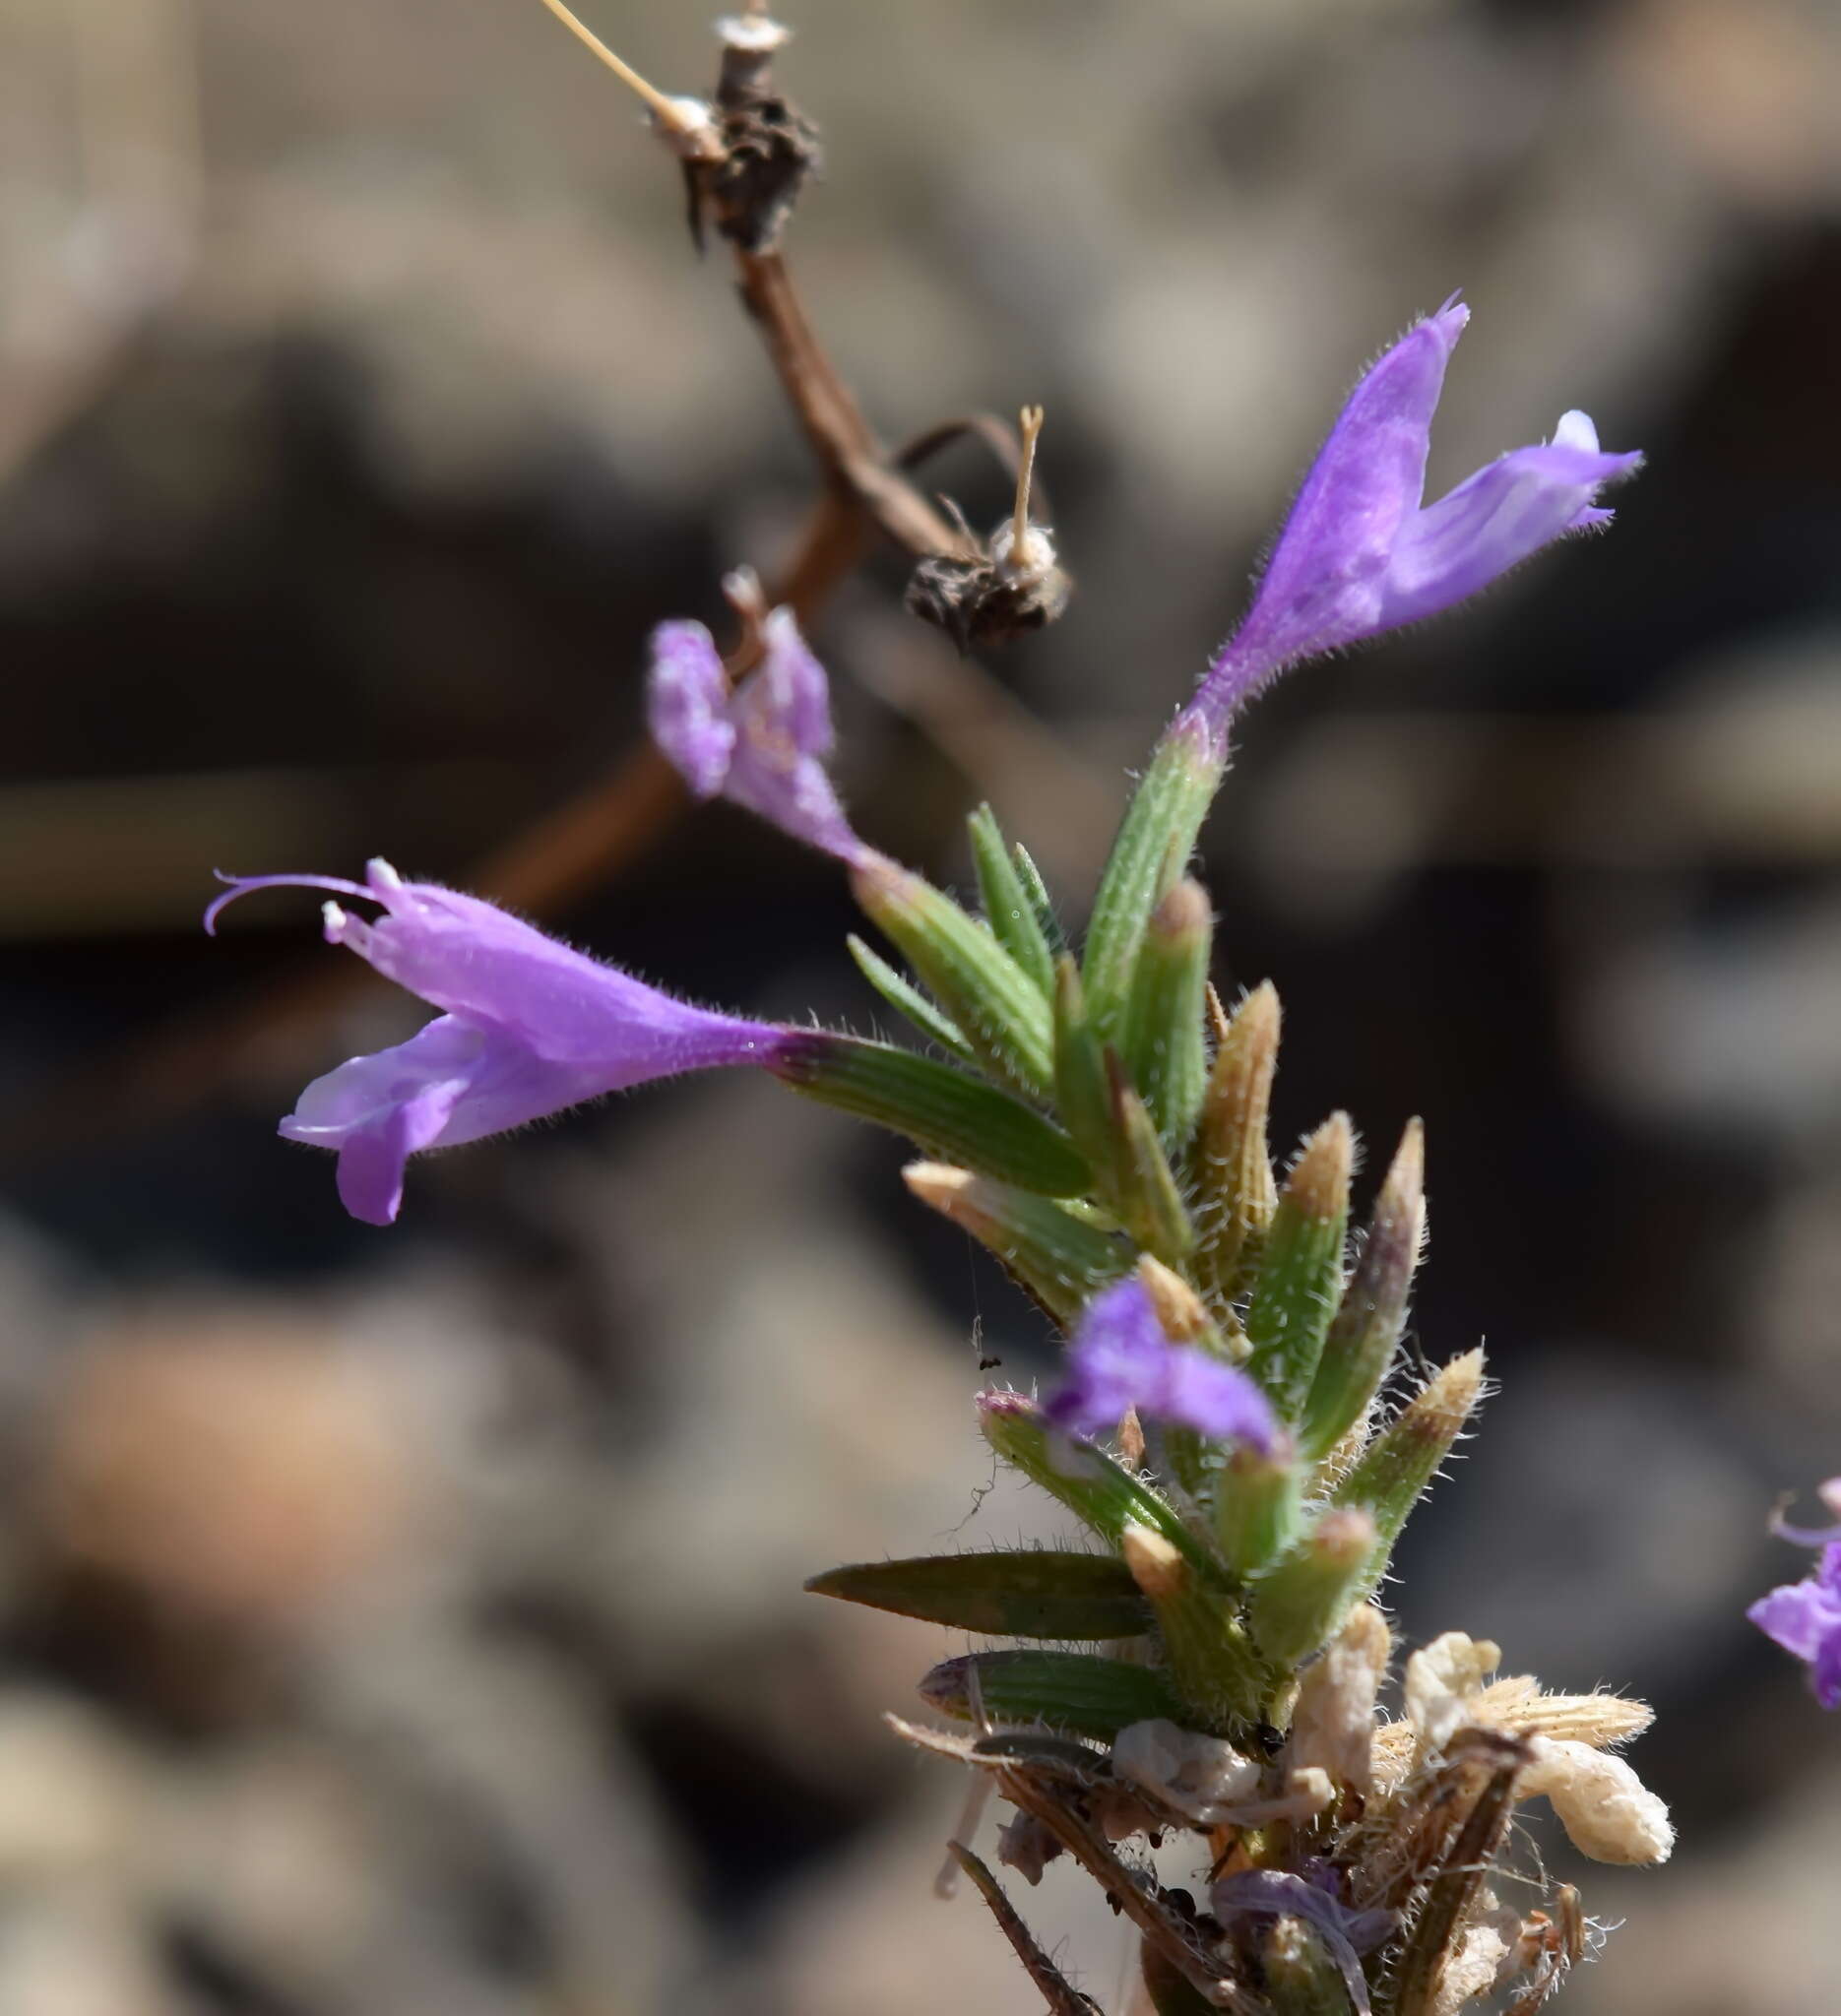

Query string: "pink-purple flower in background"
[[1748, 1478, 1841, 1709], [1183, 299, 1643, 739], [648, 605, 868, 863], [207, 859, 794, 1226]]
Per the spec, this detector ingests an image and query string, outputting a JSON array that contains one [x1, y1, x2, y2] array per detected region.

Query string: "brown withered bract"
[[683, 15, 823, 252]]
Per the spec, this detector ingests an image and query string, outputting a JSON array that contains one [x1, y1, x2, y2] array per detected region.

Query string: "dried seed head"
[[1288, 1603, 1391, 1796], [1519, 1737, 1675, 1865], [1406, 1631, 1502, 1753]]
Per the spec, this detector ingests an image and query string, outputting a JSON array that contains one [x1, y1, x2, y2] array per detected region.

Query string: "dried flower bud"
[[1405, 1632, 1502, 1754], [995, 1809, 1062, 1888], [1519, 1737, 1675, 1865], [1111, 1718, 1262, 1822], [1288, 1604, 1392, 1796]]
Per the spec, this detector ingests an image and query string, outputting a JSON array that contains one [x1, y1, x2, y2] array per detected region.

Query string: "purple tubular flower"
[[206, 859, 793, 1226], [1184, 299, 1642, 738], [1748, 1522, 1841, 1711], [1211, 1868, 1396, 2016], [1044, 1278, 1278, 1450], [647, 607, 868, 863]]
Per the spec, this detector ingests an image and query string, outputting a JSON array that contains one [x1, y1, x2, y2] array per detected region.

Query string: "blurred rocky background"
[[1, 0, 1838, 2009]]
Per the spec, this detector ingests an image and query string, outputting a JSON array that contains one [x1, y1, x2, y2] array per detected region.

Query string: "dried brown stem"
[[948, 1843, 1103, 2015]]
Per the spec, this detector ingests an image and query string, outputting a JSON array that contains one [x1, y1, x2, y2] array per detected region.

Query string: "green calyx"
[[1081, 721, 1226, 1050], [772, 1034, 1088, 1194]]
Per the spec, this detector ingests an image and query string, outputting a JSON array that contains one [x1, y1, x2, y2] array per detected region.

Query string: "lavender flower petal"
[[1185, 302, 1641, 738], [647, 607, 866, 862], [210, 864, 793, 1223], [1211, 1868, 1398, 2016], [1375, 410, 1643, 630], [1748, 1541, 1841, 1710], [1044, 1278, 1277, 1450], [646, 620, 734, 795]]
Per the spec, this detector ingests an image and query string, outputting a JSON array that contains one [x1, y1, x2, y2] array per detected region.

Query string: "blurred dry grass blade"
[[1, 0, 201, 477]]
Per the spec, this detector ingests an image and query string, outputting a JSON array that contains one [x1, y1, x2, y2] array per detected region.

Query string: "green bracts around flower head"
[[905, 1164, 1129, 1321], [1330, 1348, 1485, 1572], [1109, 1053, 1195, 1264], [1082, 717, 1226, 1050], [1120, 878, 1213, 1150], [1249, 1352, 1482, 1665], [920, 1648, 1184, 1739], [1051, 956, 1118, 1188], [772, 1035, 1088, 1194], [968, 804, 1056, 997], [1244, 1114, 1353, 1422], [1191, 982, 1281, 1298], [1301, 1118, 1426, 1460], [979, 1392, 1209, 1567], [1214, 1438, 1303, 1581], [846, 933, 975, 1063], [1246, 1505, 1379, 1668], [806, 1549, 1153, 1640], [1120, 1523, 1271, 1729], [1009, 841, 1066, 959], [851, 856, 1053, 1098]]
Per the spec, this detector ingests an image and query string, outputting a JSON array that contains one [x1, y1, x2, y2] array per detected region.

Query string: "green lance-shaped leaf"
[[920, 1649, 1185, 1740], [907, 1164, 1129, 1322], [1120, 878, 1213, 1151], [1109, 1052, 1195, 1265], [1191, 982, 1281, 1299], [805, 1549, 1153, 1640], [1121, 1523, 1271, 1730], [1260, 1916, 1365, 2016], [968, 804, 1055, 997], [851, 856, 1053, 1097], [1243, 1114, 1353, 1422], [1213, 1439, 1303, 1582], [1329, 1349, 1485, 1585], [1245, 1505, 1379, 1669], [1082, 720, 1226, 1049], [846, 933, 975, 1064], [1052, 956, 1119, 1194], [1301, 1118, 1427, 1461], [979, 1392, 1210, 1571], [772, 1036, 1088, 1195], [1011, 841, 1066, 959]]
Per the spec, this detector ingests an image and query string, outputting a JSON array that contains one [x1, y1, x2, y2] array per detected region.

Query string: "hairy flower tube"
[[648, 604, 869, 863], [207, 859, 796, 1226], [1748, 1479, 1841, 1708], [1044, 1276, 1278, 1450], [1181, 298, 1643, 741]]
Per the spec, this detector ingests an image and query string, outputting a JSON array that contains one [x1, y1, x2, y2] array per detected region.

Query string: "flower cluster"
[[211, 300, 1682, 2015]]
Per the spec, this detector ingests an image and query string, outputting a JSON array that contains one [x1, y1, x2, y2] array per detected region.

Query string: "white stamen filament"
[[996, 404, 1054, 580], [531, 0, 722, 158]]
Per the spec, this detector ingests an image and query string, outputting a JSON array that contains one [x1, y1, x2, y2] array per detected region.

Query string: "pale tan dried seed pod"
[[1287, 1604, 1391, 1796], [1518, 1736, 1675, 1865]]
